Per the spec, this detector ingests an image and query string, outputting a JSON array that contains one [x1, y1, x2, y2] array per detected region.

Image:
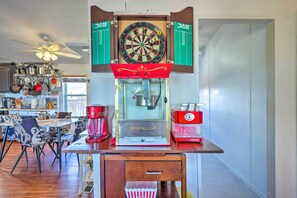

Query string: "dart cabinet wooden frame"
[[91, 6, 193, 73]]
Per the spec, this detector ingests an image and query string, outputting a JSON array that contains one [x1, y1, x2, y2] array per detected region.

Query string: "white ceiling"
[[0, 0, 89, 64]]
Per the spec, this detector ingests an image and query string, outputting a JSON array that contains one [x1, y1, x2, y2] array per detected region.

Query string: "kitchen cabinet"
[[0, 65, 16, 92]]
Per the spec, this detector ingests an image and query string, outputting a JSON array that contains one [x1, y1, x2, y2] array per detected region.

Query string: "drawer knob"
[[145, 171, 161, 175]]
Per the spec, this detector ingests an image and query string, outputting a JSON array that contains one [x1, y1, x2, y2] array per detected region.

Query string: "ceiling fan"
[[13, 34, 81, 61]]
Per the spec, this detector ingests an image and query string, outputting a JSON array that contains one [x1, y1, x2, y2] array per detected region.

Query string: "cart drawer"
[[125, 161, 181, 181]]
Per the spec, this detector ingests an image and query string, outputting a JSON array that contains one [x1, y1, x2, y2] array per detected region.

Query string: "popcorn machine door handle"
[[145, 171, 162, 175]]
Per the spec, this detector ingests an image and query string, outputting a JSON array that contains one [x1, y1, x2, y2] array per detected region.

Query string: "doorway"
[[198, 19, 275, 198]]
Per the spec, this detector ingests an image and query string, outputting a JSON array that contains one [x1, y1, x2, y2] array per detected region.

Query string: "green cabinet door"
[[170, 7, 194, 73], [92, 21, 111, 65], [173, 22, 193, 66]]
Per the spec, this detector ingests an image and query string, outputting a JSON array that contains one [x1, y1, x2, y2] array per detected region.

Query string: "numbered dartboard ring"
[[119, 22, 166, 64]]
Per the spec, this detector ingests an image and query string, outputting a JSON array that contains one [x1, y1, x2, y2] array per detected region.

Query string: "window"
[[62, 76, 88, 117]]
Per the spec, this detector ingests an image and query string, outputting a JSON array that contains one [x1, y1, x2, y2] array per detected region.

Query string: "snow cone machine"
[[170, 103, 204, 144], [111, 64, 172, 145]]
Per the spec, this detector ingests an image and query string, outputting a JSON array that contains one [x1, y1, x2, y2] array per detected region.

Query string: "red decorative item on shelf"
[[35, 81, 42, 92], [51, 75, 57, 85]]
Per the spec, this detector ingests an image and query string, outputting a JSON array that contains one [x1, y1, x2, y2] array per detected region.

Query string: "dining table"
[[37, 118, 79, 170]]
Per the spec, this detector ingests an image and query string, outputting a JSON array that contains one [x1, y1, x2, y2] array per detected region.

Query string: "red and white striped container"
[[125, 181, 157, 198]]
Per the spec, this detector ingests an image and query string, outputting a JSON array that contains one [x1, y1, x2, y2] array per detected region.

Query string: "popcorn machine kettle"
[[111, 63, 172, 145]]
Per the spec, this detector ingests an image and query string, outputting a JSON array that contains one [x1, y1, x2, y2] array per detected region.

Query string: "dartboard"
[[119, 22, 166, 64]]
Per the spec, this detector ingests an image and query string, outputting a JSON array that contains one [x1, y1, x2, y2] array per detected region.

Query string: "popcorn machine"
[[111, 64, 172, 145]]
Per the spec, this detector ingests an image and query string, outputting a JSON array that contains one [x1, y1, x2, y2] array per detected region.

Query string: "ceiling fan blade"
[[48, 43, 65, 51], [16, 49, 40, 52], [10, 39, 40, 49], [53, 51, 81, 59]]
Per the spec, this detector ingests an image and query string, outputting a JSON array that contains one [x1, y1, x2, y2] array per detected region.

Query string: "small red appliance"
[[171, 109, 204, 144], [171, 110, 203, 124], [86, 105, 110, 143]]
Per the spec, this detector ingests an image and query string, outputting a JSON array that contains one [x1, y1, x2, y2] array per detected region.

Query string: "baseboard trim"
[[214, 155, 266, 198]]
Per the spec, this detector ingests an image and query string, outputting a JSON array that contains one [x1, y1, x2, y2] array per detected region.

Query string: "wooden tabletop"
[[63, 136, 223, 154]]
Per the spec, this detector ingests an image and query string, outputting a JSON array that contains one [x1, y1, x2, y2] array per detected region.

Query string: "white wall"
[[58, 63, 90, 77], [88, 0, 297, 197], [200, 23, 268, 197], [89, 72, 114, 105], [198, 2, 297, 197]]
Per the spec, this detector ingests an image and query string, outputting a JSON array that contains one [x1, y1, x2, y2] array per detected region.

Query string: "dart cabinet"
[[91, 6, 193, 73]]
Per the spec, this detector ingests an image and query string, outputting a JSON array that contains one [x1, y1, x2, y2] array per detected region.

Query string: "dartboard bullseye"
[[119, 22, 166, 64]]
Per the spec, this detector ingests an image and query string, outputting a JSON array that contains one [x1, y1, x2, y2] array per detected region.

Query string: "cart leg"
[[93, 154, 101, 198], [78, 154, 84, 195], [186, 153, 201, 198]]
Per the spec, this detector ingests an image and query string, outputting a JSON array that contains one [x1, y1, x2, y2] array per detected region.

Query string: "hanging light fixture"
[[35, 52, 44, 59], [35, 51, 58, 61], [51, 54, 58, 61], [43, 52, 51, 61]]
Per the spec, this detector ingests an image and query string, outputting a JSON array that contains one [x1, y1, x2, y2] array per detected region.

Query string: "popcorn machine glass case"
[[111, 64, 172, 145]]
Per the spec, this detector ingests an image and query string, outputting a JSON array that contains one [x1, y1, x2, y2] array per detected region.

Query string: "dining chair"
[[11, 117, 47, 174], [65, 116, 88, 165], [44, 112, 73, 165], [73, 116, 88, 143], [60, 115, 88, 146], [0, 114, 27, 164], [52, 116, 88, 165]]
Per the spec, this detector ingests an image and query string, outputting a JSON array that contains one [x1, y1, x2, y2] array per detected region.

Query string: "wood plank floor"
[[0, 141, 93, 198]]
